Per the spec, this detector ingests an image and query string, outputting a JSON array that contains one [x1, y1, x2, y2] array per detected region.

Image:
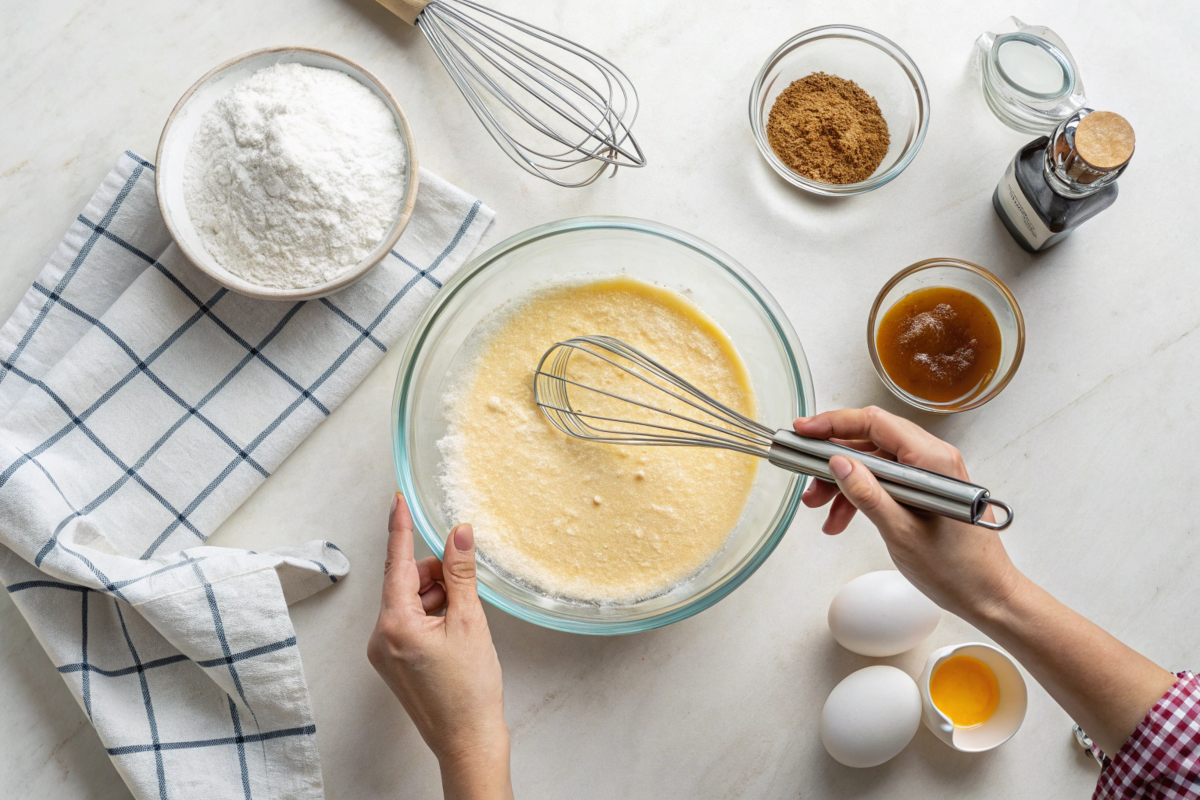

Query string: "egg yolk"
[[930, 656, 1000, 728]]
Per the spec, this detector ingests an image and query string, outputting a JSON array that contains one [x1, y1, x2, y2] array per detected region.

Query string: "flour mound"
[[183, 62, 407, 289]]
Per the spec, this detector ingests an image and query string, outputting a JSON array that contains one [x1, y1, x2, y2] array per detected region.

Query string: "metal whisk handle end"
[[768, 430, 1013, 530]]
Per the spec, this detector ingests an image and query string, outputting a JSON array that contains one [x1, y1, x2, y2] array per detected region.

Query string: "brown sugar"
[[766, 72, 890, 184]]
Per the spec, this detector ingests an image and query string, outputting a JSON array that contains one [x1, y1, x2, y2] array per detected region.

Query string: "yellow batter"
[[438, 276, 759, 603]]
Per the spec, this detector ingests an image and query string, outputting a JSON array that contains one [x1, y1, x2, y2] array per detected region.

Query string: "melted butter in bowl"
[[437, 276, 758, 604]]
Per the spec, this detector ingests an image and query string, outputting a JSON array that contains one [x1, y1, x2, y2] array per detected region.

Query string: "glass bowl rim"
[[391, 215, 815, 635], [866, 258, 1026, 415], [748, 24, 931, 196]]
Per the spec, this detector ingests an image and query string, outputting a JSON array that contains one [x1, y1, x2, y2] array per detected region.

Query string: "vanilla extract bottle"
[[993, 109, 1134, 252]]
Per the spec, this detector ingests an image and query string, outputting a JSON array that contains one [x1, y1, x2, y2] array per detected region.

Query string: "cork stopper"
[[1074, 111, 1135, 169]]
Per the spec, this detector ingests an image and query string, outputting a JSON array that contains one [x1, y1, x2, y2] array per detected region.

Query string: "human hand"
[[367, 493, 513, 800], [794, 407, 1023, 620]]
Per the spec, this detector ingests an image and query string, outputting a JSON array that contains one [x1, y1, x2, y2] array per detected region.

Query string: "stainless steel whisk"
[[534, 335, 1013, 530], [376, 0, 646, 187]]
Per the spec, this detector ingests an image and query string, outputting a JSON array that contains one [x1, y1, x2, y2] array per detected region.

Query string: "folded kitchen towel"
[[0, 151, 494, 799]]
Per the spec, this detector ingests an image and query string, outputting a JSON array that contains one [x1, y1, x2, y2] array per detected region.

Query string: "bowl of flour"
[[156, 47, 418, 300]]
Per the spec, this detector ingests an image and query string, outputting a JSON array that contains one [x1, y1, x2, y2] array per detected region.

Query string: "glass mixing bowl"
[[749, 25, 931, 196], [392, 217, 815, 634]]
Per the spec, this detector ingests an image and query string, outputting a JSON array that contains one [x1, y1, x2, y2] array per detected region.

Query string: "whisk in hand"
[[377, 0, 646, 187], [534, 335, 1013, 529]]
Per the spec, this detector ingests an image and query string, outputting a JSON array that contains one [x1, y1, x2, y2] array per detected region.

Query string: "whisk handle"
[[375, 0, 429, 25], [768, 430, 1012, 530]]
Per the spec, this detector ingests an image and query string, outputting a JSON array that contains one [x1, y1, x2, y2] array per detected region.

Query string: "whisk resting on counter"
[[375, 0, 645, 187], [534, 335, 1013, 530]]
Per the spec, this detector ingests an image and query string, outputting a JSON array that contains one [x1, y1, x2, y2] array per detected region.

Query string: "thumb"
[[441, 523, 482, 621], [828, 455, 908, 533]]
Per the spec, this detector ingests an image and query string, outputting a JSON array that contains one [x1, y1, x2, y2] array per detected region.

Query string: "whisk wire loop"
[[534, 335, 774, 456], [539, 373, 769, 453], [416, 0, 645, 187], [432, 18, 621, 164], [429, 3, 625, 154]]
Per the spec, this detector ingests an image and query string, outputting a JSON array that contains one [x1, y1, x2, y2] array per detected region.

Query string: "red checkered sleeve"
[[1094, 671, 1200, 799]]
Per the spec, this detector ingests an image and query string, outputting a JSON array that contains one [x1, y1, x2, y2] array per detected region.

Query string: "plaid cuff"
[[1094, 671, 1200, 800]]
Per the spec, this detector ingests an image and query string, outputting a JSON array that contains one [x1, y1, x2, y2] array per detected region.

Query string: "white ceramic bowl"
[[155, 46, 420, 301], [919, 642, 1028, 752]]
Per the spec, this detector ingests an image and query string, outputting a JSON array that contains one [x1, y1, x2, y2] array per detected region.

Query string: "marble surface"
[[2, 0, 1198, 797]]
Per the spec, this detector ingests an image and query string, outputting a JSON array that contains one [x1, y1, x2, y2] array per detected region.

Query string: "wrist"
[[438, 724, 513, 800], [964, 567, 1034, 630]]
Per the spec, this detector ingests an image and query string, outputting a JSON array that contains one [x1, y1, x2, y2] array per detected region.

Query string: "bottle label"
[[995, 157, 1053, 250]]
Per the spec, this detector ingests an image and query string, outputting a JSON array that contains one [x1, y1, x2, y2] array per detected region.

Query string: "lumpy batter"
[[437, 277, 758, 603]]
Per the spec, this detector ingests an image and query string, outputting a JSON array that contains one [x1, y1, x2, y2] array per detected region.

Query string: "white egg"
[[821, 665, 922, 768], [828, 570, 941, 657]]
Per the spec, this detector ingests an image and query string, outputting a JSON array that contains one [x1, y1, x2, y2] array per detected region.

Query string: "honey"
[[875, 287, 1002, 404]]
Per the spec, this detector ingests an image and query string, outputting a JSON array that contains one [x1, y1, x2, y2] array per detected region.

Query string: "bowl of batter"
[[392, 217, 814, 634]]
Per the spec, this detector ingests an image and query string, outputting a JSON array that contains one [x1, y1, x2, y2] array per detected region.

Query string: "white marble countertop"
[[3, 0, 1198, 797]]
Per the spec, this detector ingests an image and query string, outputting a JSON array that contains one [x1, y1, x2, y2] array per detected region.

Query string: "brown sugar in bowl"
[[749, 26, 930, 196], [766, 72, 890, 185]]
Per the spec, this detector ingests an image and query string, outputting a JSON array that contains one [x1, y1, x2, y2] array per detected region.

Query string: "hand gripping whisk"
[[375, 0, 645, 187], [533, 336, 1013, 530]]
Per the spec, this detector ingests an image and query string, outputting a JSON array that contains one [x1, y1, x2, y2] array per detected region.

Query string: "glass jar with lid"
[[973, 17, 1087, 134]]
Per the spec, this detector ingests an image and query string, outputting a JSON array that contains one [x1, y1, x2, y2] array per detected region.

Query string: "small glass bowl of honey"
[[868, 259, 1025, 413]]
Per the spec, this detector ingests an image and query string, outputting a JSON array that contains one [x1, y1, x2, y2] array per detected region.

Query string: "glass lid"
[[973, 17, 1087, 134]]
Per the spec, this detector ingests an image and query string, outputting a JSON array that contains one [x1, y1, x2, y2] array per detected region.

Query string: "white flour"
[[184, 63, 407, 289]]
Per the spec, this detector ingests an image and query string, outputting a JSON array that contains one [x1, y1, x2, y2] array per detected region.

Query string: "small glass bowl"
[[749, 26, 930, 196], [867, 259, 1025, 414], [392, 217, 815, 635]]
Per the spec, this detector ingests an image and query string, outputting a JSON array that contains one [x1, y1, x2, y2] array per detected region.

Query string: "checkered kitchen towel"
[[0, 151, 493, 799]]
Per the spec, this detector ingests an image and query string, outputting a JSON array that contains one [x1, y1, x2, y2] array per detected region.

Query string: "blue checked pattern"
[[0, 152, 493, 800]]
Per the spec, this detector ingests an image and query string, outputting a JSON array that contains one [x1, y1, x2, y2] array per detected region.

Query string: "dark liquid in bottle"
[[875, 287, 1002, 404]]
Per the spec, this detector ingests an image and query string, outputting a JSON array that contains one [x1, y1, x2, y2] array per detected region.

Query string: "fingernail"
[[830, 455, 852, 480], [453, 524, 474, 551], [390, 492, 400, 515], [795, 416, 810, 424]]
